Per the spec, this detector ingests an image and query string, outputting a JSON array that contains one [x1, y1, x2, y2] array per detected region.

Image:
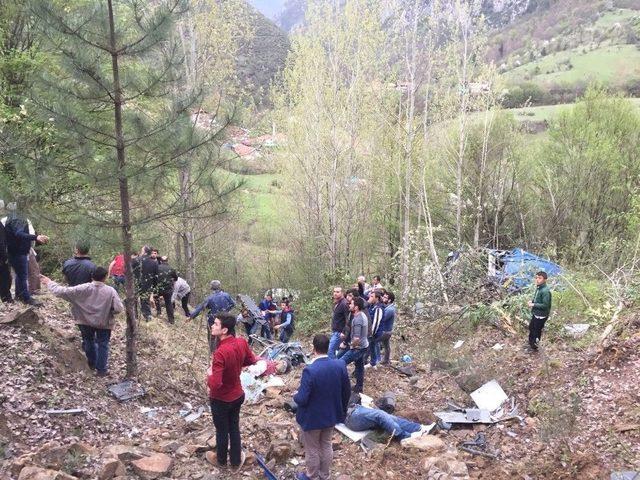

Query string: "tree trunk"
[[179, 166, 196, 291], [455, 4, 470, 245], [108, 0, 137, 377]]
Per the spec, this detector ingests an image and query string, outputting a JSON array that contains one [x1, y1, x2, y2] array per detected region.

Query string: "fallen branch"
[[598, 300, 625, 346]]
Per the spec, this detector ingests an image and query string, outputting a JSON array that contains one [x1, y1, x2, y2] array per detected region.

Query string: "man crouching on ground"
[[207, 312, 258, 472], [293, 334, 351, 480]]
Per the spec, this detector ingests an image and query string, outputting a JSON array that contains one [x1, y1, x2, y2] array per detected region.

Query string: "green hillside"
[[505, 44, 640, 86]]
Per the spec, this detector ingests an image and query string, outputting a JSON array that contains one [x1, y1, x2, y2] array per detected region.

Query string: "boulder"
[[18, 466, 77, 480], [0, 308, 40, 327], [400, 434, 446, 454], [98, 459, 126, 480], [267, 440, 293, 463], [422, 453, 469, 479], [131, 454, 173, 480], [33, 442, 94, 470], [101, 444, 143, 462], [156, 440, 181, 454]]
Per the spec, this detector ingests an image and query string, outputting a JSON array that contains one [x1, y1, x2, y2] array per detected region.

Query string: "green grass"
[[239, 172, 285, 224], [505, 44, 640, 86], [508, 98, 640, 122], [593, 8, 639, 28]]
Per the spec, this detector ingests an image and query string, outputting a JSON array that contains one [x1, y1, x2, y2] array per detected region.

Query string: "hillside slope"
[[1, 291, 639, 479]]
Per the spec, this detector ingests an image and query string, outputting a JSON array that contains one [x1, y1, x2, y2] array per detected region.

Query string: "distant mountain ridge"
[[271, 0, 553, 33]]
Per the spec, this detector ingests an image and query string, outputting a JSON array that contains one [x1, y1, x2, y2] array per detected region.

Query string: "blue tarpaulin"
[[490, 248, 562, 290]]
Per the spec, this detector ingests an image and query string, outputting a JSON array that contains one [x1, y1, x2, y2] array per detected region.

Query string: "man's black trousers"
[[0, 256, 12, 302], [210, 394, 245, 466], [529, 315, 548, 349]]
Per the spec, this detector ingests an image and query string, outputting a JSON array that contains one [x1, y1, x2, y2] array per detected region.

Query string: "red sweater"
[[207, 336, 258, 402]]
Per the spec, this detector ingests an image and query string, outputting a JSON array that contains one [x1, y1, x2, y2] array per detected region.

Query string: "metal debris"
[[470, 380, 508, 411], [107, 380, 145, 402], [45, 408, 86, 415], [255, 451, 279, 480], [459, 432, 499, 459]]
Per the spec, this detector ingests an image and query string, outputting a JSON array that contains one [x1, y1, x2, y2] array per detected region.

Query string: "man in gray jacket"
[[339, 296, 369, 393], [41, 267, 124, 377]]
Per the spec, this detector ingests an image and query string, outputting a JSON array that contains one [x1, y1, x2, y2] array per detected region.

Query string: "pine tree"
[[25, 0, 237, 376]]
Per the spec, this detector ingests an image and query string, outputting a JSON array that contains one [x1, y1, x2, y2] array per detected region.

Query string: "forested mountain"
[[237, 2, 290, 102]]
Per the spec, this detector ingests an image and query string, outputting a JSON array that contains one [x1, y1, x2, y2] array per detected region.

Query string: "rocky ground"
[[0, 293, 639, 480]]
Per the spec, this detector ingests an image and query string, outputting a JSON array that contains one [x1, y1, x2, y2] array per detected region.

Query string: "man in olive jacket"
[[527, 271, 552, 351]]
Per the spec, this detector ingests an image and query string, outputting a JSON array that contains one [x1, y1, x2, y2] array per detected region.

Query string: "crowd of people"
[[1, 200, 554, 480]]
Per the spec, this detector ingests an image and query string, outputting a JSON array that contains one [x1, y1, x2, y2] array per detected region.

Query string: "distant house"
[[232, 143, 260, 160]]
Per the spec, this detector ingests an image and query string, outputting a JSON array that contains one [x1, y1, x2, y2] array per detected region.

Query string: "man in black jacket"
[[0, 200, 12, 303], [132, 246, 158, 321], [155, 256, 176, 324], [62, 241, 97, 286]]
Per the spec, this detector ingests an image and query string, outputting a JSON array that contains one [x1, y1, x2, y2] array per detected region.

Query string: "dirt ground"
[[1, 295, 639, 479]]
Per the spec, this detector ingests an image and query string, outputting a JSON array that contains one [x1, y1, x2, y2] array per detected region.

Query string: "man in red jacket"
[[207, 312, 258, 472]]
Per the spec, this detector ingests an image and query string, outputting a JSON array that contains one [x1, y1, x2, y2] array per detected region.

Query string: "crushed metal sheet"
[[107, 380, 145, 402], [184, 405, 205, 423], [564, 323, 590, 338], [45, 408, 86, 415], [335, 423, 372, 442], [470, 379, 508, 411], [435, 410, 492, 424], [390, 364, 416, 377]]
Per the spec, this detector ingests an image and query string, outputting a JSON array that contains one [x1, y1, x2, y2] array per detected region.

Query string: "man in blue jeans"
[[345, 394, 430, 440], [3, 207, 49, 306], [340, 296, 369, 393], [328, 286, 350, 359], [42, 267, 123, 377]]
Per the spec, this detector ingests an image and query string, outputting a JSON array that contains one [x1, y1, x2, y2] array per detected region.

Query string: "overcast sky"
[[247, 0, 288, 20]]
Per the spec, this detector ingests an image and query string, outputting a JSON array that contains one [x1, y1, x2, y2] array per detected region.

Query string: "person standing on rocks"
[[207, 312, 258, 472], [379, 291, 396, 365], [328, 286, 349, 359], [41, 267, 123, 377], [340, 296, 369, 393], [2, 203, 49, 307], [293, 334, 350, 480], [527, 271, 552, 352]]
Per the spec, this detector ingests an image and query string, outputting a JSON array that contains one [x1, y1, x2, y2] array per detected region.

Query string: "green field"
[[593, 8, 639, 28], [505, 44, 640, 86], [508, 97, 640, 122]]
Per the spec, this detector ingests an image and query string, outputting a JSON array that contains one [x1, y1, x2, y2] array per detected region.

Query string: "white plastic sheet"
[[470, 380, 508, 411]]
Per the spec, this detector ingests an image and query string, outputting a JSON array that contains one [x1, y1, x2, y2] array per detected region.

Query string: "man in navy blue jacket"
[[293, 334, 350, 480], [3, 208, 49, 306]]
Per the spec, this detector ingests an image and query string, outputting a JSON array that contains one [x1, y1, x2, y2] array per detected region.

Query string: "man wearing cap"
[[190, 280, 236, 352]]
